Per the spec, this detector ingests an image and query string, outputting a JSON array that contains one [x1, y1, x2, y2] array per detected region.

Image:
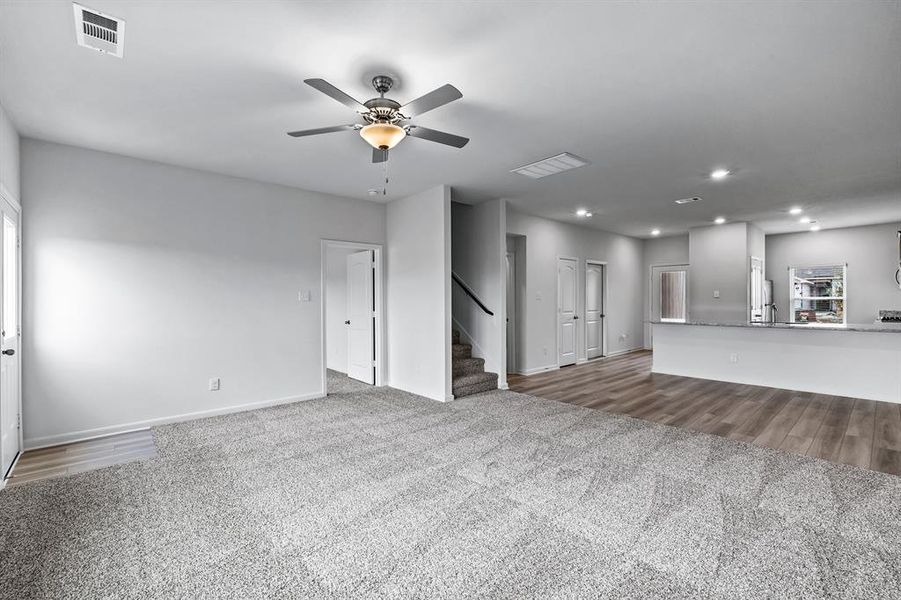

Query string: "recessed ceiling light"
[[651, 229, 661, 236], [367, 188, 380, 196], [714, 216, 726, 224], [810, 225, 821, 232], [799, 216, 811, 224], [789, 207, 803, 215], [576, 208, 587, 217], [710, 169, 730, 180], [585, 212, 593, 218], [675, 196, 702, 205]]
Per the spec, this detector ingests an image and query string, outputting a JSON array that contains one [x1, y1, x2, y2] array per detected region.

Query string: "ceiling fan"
[[287, 75, 469, 163]]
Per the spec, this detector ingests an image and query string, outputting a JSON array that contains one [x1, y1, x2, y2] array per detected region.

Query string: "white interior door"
[[557, 257, 577, 367], [346, 250, 375, 384], [505, 252, 515, 373], [586, 263, 605, 360], [0, 198, 20, 478]]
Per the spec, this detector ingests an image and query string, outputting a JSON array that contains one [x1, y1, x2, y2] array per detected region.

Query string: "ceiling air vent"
[[511, 152, 589, 179], [73, 3, 126, 57], [674, 196, 702, 205]]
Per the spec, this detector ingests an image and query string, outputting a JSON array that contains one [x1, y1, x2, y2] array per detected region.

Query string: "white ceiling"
[[1, 0, 899, 238]]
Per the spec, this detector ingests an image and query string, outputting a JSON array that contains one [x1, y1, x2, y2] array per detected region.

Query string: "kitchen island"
[[650, 321, 901, 403]]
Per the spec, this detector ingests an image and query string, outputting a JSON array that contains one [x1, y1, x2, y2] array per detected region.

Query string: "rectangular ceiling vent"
[[511, 152, 589, 179], [674, 196, 702, 205], [73, 3, 126, 58]]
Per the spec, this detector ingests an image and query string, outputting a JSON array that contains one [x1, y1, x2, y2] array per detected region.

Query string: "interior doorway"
[[0, 190, 20, 480], [648, 264, 689, 348], [585, 261, 606, 360], [505, 234, 526, 376], [321, 240, 385, 393], [505, 251, 516, 373]]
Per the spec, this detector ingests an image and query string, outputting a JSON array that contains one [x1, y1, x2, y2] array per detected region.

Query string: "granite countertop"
[[648, 320, 901, 333]]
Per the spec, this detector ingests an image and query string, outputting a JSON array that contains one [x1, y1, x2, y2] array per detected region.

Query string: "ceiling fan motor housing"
[[363, 97, 403, 124]]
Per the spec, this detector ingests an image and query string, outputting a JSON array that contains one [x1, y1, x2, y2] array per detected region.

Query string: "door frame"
[[505, 251, 516, 374], [556, 255, 579, 368], [585, 259, 608, 360], [0, 184, 22, 484], [320, 239, 385, 394], [647, 263, 690, 349]]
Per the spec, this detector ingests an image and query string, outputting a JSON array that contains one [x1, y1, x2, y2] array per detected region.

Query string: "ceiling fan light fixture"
[[360, 123, 406, 150]]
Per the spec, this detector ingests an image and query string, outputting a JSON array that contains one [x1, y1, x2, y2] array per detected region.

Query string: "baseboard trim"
[[605, 347, 645, 358], [519, 364, 560, 376], [24, 391, 325, 451]]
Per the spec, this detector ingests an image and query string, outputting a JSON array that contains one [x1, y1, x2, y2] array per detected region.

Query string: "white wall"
[[642, 234, 689, 347], [766, 221, 901, 324], [451, 199, 505, 383], [506, 208, 644, 374], [652, 323, 901, 403], [325, 246, 358, 373], [0, 103, 19, 201], [689, 222, 750, 322], [386, 185, 452, 401], [22, 139, 386, 447]]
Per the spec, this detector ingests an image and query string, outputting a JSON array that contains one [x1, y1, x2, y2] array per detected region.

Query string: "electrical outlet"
[[209, 377, 220, 391], [298, 290, 312, 302], [542, 347, 548, 356], [729, 353, 738, 364]]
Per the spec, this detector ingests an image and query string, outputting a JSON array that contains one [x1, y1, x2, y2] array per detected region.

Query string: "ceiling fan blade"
[[372, 148, 389, 163], [304, 78, 367, 112], [406, 125, 469, 148], [286, 124, 357, 138], [400, 84, 462, 117]]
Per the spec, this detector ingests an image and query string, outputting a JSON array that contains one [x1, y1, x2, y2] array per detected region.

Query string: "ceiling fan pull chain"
[[383, 156, 389, 195]]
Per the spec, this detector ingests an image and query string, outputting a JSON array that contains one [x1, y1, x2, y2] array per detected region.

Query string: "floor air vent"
[[73, 3, 125, 57]]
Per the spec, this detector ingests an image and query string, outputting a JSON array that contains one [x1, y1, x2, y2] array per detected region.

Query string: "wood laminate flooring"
[[508, 350, 901, 476], [5, 429, 158, 487]]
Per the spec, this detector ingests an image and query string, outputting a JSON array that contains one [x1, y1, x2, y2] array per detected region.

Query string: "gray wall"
[[451, 199, 505, 381], [22, 139, 387, 446], [507, 208, 644, 373], [386, 185, 452, 401], [642, 234, 689, 347], [689, 222, 751, 322], [766, 221, 901, 324], [0, 103, 18, 201]]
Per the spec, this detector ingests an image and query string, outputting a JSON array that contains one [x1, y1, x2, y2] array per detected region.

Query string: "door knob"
[[573, 315, 579, 320], [1, 349, 14, 356], [344, 320, 351, 325]]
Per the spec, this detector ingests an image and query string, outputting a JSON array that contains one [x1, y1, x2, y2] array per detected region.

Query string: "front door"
[[586, 263, 605, 359], [0, 196, 20, 478], [346, 250, 375, 384], [557, 257, 577, 367]]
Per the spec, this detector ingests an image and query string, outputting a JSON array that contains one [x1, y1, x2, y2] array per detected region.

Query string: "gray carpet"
[[1, 370, 899, 599]]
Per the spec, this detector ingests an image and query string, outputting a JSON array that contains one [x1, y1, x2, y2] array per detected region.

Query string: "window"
[[789, 264, 846, 324], [660, 270, 687, 323]]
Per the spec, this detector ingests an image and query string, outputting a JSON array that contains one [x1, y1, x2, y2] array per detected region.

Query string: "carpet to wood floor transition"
[[0, 371, 898, 598]]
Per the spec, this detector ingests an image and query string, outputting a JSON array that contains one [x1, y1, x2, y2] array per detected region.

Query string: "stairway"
[[452, 330, 498, 398]]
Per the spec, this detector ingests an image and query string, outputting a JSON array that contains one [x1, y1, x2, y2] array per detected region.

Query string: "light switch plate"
[[713, 290, 720, 298]]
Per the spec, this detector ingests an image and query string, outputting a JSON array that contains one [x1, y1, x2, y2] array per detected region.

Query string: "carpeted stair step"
[[452, 343, 472, 359], [453, 357, 485, 377], [452, 371, 498, 398]]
